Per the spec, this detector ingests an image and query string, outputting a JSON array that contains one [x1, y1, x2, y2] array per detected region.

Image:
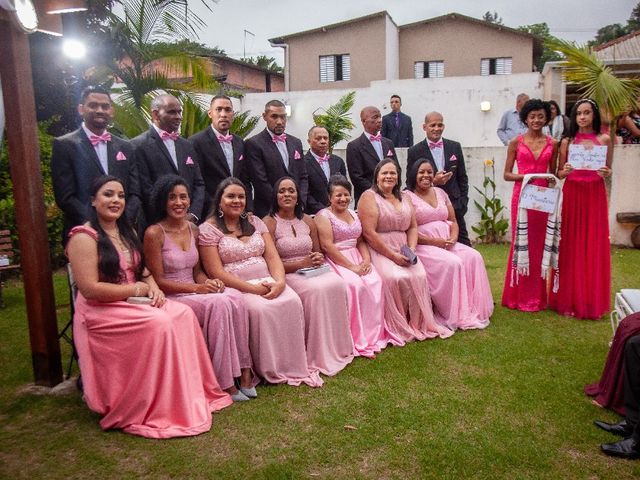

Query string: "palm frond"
[[313, 91, 356, 152], [230, 111, 260, 139], [546, 37, 640, 118]]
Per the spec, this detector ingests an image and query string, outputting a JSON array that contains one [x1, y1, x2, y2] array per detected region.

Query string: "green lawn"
[[1, 245, 640, 479]]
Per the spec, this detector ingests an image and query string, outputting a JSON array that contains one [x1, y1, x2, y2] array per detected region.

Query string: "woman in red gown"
[[549, 99, 613, 319]]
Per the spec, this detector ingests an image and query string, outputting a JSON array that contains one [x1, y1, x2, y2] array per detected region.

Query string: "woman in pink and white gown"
[[264, 176, 353, 376], [315, 175, 390, 357], [406, 159, 492, 330]]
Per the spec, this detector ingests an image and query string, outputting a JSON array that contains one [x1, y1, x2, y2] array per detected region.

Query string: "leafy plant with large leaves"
[[313, 91, 356, 153]]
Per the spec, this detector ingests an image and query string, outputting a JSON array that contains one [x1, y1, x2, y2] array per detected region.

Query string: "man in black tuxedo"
[[381, 94, 413, 148], [131, 94, 205, 224], [189, 95, 252, 217], [346, 106, 397, 204], [245, 100, 308, 217], [304, 126, 347, 214], [596, 334, 640, 460], [51, 86, 141, 244], [407, 111, 470, 246]]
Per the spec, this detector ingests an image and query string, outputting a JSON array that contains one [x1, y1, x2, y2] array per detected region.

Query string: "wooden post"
[[0, 19, 63, 386]]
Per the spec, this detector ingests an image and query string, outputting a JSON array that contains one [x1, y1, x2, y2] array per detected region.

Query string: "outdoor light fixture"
[[285, 104, 292, 117], [480, 101, 491, 112], [62, 38, 86, 59], [44, 0, 87, 14], [1, 0, 38, 32]]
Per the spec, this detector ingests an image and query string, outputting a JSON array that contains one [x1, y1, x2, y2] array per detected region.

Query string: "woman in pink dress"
[[549, 98, 612, 319], [406, 160, 492, 330], [68, 176, 232, 439], [357, 159, 453, 344], [144, 175, 256, 402], [198, 177, 322, 387], [263, 177, 353, 376], [502, 99, 558, 311], [315, 175, 389, 358]]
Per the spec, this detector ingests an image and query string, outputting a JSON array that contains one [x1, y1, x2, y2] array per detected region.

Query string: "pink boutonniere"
[[115, 151, 127, 161], [387, 149, 393, 157], [293, 150, 301, 160], [238, 154, 244, 161], [449, 154, 457, 161], [186, 156, 194, 165]]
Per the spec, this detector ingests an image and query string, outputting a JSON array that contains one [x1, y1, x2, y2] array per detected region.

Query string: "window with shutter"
[[320, 54, 350, 82], [415, 61, 444, 78], [481, 57, 512, 76]]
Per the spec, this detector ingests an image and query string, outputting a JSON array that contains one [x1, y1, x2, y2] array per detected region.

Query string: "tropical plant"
[[312, 91, 356, 153], [472, 159, 509, 244], [178, 95, 260, 139], [546, 38, 640, 124]]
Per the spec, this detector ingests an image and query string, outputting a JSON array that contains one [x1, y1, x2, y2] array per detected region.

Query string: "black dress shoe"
[[594, 419, 634, 437], [601, 437, 640, 459]]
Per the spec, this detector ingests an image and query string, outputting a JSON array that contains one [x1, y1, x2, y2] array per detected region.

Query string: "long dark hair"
[[269, 176, 304, 219], [209, 177, 255, 236], [372, 158, 402, 200], [405, 158, 432, 191], [88, 175, 144, 283], [149, 174, 190, 225], [568, 98, 601, 138]]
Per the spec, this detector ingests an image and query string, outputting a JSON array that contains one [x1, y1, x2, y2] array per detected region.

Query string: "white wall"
[[330, 145, 639, 246], [385, 16, 399, 81], [240, 72, 542, 148]]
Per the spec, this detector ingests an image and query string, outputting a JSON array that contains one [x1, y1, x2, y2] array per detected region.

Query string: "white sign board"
[[568, 144, 607, 170], [520, 184, 559, 214]]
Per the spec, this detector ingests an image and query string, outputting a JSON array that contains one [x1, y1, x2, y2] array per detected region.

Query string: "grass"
[[1, 245, 640, 479]]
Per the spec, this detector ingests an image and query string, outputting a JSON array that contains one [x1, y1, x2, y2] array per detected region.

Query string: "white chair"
[[611, 289, 640, 335]]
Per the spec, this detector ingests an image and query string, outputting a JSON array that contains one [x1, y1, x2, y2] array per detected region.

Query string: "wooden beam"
[[0, 19, 63, 386]]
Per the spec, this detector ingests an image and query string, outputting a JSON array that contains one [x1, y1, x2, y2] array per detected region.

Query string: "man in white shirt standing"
[[497, 93, 529, 145]]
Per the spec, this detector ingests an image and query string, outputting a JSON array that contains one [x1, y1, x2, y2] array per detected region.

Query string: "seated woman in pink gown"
[[263, 177, 354, 376], [501, 99, 558, 312], [68, 176, 231, 439], [198, 177, 322, 387], [357, 159, 454, 344], [315, 175, 390, 358], [144, 175, 256, 402], [405, 160, 492, 330]]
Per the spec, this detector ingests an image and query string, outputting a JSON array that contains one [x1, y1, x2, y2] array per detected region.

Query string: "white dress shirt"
[[212, 126, 234, 174], [311, 150, 331, 181], [153, 124, 178, 169], [82, 123, 109, 174], [268, 129, 289, 170], [428, 139, 445, 172], [367, 133, 383, 160]]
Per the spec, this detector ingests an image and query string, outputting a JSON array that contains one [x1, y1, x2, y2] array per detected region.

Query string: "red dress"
[[549, 132, 611, 319], [501, 135, 554, 311]]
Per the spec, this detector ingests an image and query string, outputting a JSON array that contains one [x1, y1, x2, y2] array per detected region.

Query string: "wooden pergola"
[[0, 1, 88, 387]]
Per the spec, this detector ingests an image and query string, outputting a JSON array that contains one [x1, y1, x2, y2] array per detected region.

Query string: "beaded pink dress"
[[70, 226, 232, 439], [199, 217, 322, 387], [271, 215, 354, 376], [360, 190, 454, 344], [501, 135, 554, 311], [407, 189, 492, 330], [549, 132, 611, 319], [159, 225, 255, 391], [317, 208, 389, 357]]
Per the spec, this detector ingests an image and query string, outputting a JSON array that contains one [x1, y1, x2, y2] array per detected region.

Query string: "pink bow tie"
[[217, 134, 233, 144], [161, 130, 179, 141], [272, 134, 287, 143], [369, 133, 382, 142], [428, 140, 443, 149], [89, 132, 111, 146], [317, 154, 329, 164]]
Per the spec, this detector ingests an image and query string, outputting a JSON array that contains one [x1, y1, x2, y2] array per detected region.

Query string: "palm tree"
[[546, 38, 640, 125], [312, 91, 357, 153]]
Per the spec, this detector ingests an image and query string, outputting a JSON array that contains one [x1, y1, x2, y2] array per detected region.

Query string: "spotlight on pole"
[[62, 38, 86, 59]]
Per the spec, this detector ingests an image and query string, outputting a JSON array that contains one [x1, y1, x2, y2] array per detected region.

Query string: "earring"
[[240, 211, 248, 219], [218, 208, 224, 218]]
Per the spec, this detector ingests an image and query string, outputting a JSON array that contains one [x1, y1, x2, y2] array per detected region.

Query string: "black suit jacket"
[[245, 129, 308, 217], [188, 127, 252, 217], [51, 128, 141, 241], [346, 133, 397, 204], [381, 111, 413, 148], [131, 127, 205, 222], [304, 151, 347, 214], [406, 138, 469, 214]]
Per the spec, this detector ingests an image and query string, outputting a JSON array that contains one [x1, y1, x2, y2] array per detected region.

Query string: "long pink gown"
[[549, 132, 611, 319], [407, 189, 493, 330], [317, 208, 390, 357], [198, 217, 322, 387], [71, 226, 232, 439], [271, 215, 354, 376], [502, 135, 554, 311], [360, 190, 454, 344], [159, 225, 255, 391]]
